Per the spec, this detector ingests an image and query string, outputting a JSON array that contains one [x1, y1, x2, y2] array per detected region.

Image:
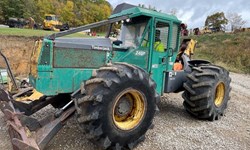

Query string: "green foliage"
[[0, 0, 25, 21], [22, 0, 40, 21], [205, 12, 228, 31], [60, 1, 75, 26], [0, 5, 4, 22], [0, 0, 112, 28], [192, 32, 250, 74], [0, 27, 88, 37]]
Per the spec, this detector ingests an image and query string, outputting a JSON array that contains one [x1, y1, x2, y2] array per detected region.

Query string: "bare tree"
[[227, 12, 247, 31], [205, 12, 228, 31]]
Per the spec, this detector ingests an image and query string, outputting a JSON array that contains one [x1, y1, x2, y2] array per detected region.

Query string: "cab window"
[[119, 16, 150, 48], [154, 22, 170, 52]]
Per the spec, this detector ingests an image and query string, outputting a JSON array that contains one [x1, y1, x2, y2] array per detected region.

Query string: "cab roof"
[[109, 3, 181, 23]]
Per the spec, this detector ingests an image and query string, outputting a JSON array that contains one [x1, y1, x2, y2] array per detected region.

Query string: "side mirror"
[[113, 40, 123, 46]]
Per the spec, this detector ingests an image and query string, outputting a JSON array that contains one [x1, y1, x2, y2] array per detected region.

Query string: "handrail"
[[0, 50, 18, 90]]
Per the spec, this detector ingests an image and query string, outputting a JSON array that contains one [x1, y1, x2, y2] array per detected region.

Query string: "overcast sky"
[[108, 0, 250, 29]]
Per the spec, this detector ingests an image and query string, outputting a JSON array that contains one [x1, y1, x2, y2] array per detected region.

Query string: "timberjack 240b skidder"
[[0, 3, 231, 150]]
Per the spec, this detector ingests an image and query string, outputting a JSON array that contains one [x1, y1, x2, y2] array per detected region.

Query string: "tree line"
[[205, 12, 246, 31], [169, 8, 246, 32], [0, 1, 246, 32], [0, 0, 113, 27]]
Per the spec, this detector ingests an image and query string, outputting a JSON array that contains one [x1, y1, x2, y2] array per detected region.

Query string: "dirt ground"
[[0, 35, 38, 76], [0, 36, 249, 150]]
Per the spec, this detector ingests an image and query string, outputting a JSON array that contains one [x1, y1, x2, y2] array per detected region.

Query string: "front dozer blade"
[[0, 88, 75, 150]]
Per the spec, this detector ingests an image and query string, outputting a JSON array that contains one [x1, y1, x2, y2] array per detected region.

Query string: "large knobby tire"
[[182, 64, 231, 121], [75, 63, 159, 149]]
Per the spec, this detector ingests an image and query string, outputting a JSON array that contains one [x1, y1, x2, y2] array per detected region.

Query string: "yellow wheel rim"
[[113, 88, 146, 130], [214, 82, 225, 107]]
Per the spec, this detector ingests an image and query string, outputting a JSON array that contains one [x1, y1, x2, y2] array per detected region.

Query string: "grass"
[[191, 31, 250, 74], [0, 27, 96, 38]]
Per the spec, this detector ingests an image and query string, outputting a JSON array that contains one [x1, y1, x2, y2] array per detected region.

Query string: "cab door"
[[150, 19, 172, 95]]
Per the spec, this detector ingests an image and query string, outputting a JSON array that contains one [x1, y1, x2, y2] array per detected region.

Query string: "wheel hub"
[[115, 96, 133, 118], [214, 82, 225, 107], [113, 89, 146, 130]]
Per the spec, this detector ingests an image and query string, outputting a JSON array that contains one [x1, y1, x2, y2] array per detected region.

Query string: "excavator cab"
[[43, 14, 69, 31]]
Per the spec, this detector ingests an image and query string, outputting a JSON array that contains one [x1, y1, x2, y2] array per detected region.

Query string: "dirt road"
[[0, 72, 249, 150]]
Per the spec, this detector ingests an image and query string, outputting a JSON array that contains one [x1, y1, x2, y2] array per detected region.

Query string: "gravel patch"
[[0, 72, 250, 150]]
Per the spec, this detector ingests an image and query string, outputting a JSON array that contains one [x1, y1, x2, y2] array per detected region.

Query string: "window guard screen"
[[155, 21, 170, 51], [171, 24, 179, 51]]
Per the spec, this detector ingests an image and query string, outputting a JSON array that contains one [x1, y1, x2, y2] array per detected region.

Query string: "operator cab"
[[109, 13, 181, 93], [45, 15, 58, 21]]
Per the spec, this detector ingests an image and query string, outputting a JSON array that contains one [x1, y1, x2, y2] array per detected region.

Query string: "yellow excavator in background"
[[201, 26, 212, 34], [43, 14, 69, 31]]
